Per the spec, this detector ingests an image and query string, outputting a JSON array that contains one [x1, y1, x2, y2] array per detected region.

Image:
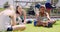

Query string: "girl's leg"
[[50, 20, 56, 24], [42, 21, 48, 27], [36, 20, 42, 26], [12, 25, 26, 31], [47, 20, 56, 24]]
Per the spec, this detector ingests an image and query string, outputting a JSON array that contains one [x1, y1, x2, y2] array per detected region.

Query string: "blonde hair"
[[9, 5, 14, 10]]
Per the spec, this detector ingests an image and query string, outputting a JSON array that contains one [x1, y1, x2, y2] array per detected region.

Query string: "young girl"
[[0, 5, 25, 32], [36, 5, 56, 27], [16, 6, 26, 24]]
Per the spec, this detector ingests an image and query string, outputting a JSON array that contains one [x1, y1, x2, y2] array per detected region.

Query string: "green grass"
[[0, 8, 5, 12], [19, 20, 60, 32], [0, 8, 60, 32]]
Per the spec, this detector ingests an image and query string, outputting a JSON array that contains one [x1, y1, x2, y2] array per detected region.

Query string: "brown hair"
[[16, 6, 20, 14]]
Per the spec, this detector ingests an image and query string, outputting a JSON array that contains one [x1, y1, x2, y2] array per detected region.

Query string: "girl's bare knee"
[[20, 26, 26, 31], [12, 25, 26, 31]]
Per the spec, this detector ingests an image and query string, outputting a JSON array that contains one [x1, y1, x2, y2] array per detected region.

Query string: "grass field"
[[16, 20, 60, 32], [0, 8, 60, 32], [0, 8, 5, 12]]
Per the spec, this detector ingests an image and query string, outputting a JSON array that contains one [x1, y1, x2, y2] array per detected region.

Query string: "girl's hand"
[[24, 20, 26, 24]]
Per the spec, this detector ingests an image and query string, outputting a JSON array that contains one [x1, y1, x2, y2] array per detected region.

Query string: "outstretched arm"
[[35, 11, 39, 20], [11, 12, 16, 26], [0, 10, 5, 15], [46, 12, 50, 20], [23, 9, 26, 24]]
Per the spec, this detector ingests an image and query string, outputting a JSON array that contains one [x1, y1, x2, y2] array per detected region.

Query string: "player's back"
[[0, 9, 14, 31], [0, 14, 11, 31]]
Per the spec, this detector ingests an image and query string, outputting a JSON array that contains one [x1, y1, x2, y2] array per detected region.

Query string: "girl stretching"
[[36, 5, 56, 27], [0, 5, 25, 32]]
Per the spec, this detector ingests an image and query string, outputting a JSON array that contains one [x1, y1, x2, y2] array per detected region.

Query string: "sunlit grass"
[[0, 8, 5, 12], [15, 20, 60, 32], [0, 8, 60, 32]]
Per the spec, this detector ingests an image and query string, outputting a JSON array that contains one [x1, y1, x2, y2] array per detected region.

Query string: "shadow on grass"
[[34, 25, 53, 28], [54, 21, 60, 25], [54, 23, 60, 25]]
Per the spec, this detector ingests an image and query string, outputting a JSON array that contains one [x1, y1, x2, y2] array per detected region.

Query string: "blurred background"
[[0, 0, 60, 17], [0, 0, 60, 32]]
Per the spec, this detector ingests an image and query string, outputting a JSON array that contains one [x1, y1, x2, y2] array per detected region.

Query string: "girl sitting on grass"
[[0, 5, 26, 32], [16, 6, 26, 24], [36, 5, 56, 27]]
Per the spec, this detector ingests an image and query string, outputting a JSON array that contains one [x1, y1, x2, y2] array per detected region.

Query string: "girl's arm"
[[23, 10, 26, 24], [11, 12, 16, 26], [35, 11, 39, 20], [46, 12, 50, 20], [35, 8, 39, 19], [0, 10, 5, 15]]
